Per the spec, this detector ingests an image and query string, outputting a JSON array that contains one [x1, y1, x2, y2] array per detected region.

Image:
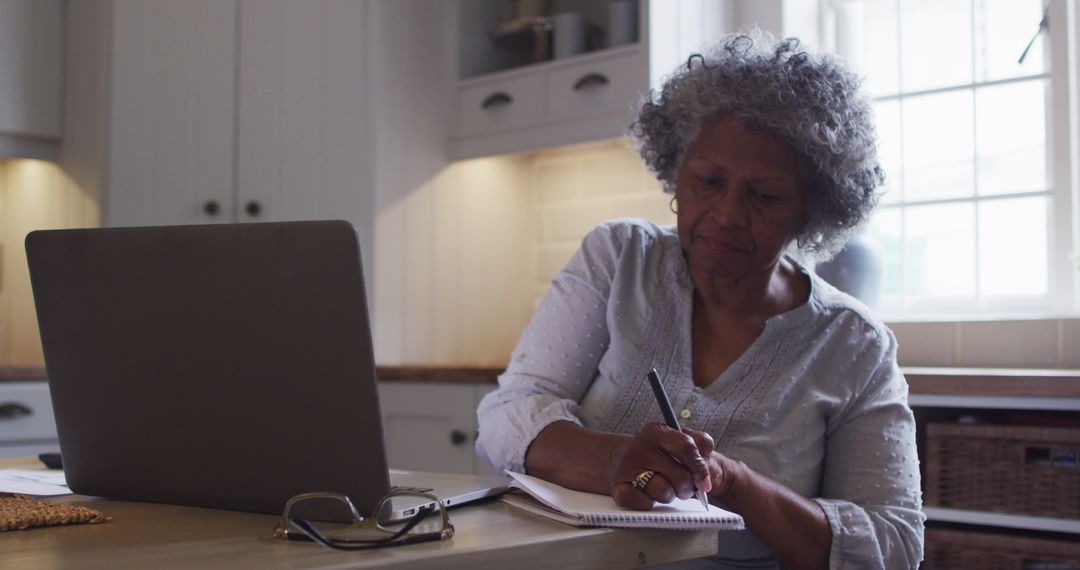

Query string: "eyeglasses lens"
[[288, 496, 383, 541]]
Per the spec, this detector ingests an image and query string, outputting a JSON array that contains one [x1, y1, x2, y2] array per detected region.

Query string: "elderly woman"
[[477, 33, 924, 570]]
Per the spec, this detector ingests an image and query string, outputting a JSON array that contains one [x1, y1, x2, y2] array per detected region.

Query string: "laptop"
[[25, 220, 506, 521]]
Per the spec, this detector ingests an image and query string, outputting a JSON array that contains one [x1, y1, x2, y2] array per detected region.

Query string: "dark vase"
[[814, 235, 885, 309]]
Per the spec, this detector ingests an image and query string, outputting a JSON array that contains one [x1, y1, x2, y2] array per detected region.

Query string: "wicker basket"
[[923, 528, 1080, 570], [925, 423, 1080, 518]]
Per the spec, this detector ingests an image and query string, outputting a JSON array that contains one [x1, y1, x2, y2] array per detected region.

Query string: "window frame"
[[1049, 0, 1079, 316], [822, 0, 1080, 320]]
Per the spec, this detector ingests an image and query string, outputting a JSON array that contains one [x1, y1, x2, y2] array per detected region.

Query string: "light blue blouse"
[[476, 218, 925, 569]]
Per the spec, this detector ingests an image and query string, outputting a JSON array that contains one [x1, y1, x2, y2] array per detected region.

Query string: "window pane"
[[868, 206, 903, 297], [874, 100, 903, 204], [901, 0, 972, 92], [974, 0, 1045, 81], [864, 0, 900, 96], [978, 196, 1048, 296], [905, 203, 976, 298], [976, 80, 1047, 195], [903, 91, 975, 201]]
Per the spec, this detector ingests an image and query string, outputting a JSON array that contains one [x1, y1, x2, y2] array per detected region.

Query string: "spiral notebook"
[[502, 471, 744, 530]]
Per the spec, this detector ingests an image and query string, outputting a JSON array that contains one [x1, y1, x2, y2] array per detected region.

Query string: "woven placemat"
[[0, 493, 110, 531]]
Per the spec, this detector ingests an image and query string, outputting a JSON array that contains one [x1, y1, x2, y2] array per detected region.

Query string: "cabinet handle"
[[203, 200, 220, 216], [449, 430, 467, 446], [245, 201, 262, 217], [0, 402, 33, 420], [573, 72, 610, 91], [480, 92, 513, 110]]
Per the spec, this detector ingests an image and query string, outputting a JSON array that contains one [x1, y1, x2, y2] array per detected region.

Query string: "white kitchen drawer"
[[547, 50, 647, 122], [0, 382, 57, 443], [378, 381, 479, 475], [458, 73, 545, 136]]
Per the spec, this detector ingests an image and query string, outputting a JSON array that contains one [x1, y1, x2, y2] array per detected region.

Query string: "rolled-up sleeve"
[[814, 329, 925, 569], [476, 222, 627, 473]]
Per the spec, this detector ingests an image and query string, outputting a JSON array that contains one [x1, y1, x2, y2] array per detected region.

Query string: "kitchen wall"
[[528, 138, 674, 304], [371, 137, 675, 367], [372, 154, 534, 366], [891, 319, 1080, 369], [371, 137, 1080, 370], [1, 0, 1076, 372], [0, 0, 111, 368], [5, 139, 1076, 371], [0, 160, 98, 366]]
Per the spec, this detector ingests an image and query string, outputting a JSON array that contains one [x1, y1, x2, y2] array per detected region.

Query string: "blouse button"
[[679, 409, 692, 420]]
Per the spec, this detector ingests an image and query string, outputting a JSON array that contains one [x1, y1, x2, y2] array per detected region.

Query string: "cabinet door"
[[236, 0, 369, 225], [107, 0, 236, 227], [378, 382, 482, 475], [0, 0, 62, 142], [0, 382, 59, 459]]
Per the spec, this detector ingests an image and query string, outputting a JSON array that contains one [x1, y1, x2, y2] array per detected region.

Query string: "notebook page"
[[506, 471, 742, 526]]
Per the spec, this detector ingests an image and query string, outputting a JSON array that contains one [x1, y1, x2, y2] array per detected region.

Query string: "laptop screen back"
[[25, 221, 390, 516]]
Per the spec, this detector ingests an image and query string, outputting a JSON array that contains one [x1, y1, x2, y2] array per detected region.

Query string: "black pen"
[[646, 368, 710, 510]]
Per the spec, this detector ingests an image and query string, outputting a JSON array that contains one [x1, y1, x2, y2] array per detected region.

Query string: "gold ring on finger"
[[630, 470, 655, 491]]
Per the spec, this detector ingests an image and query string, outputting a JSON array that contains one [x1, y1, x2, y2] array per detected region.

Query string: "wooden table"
[[0, 459, 718, 569]]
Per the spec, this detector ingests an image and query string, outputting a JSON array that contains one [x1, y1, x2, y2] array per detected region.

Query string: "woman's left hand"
[[703, 450, 748, 503]]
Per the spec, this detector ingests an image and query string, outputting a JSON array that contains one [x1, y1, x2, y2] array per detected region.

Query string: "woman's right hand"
[[608, 422, 715, 510]]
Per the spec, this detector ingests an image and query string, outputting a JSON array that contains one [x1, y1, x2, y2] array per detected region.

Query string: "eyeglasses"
[[273, 490, 454, 550]]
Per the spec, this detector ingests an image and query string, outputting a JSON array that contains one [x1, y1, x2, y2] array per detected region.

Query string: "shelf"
[[489, 16, 551, 66], [456, 43, 641, 87], [458, 0, 640, 81], [908, 393, 1080, 411], [905, 367, 1080, 398], [907, 368, 1080, 538], [924, 506, 1080, 534]]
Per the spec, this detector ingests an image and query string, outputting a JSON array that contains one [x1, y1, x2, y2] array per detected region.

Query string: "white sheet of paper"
[[0, 469, 71, 496]]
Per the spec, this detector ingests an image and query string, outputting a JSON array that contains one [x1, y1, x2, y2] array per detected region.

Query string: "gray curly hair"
[[631, 32, 884, 260]]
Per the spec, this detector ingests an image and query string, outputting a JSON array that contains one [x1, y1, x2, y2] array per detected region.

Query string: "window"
[[828, 0, 1078, 317]]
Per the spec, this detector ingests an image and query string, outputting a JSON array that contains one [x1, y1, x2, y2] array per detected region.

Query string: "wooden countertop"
[[0, 366, 503, 384], [375, 366, 502, 384], [0, 458, 717, 569], [7, 365, 1080, 396], [0, 367, 47, 381], [903, 367, 1080, 398]]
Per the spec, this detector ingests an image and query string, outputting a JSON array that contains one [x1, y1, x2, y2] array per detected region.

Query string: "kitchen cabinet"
[[902, 367, 1080, 537], [0, 382, 59, 459], [449, 0, 729, 159], [0, 373, 498, 472], [107, 0, 235, 227], [378, 381, 499, 477], [0, 0, 63, 160], [106, 0, 371, 238]]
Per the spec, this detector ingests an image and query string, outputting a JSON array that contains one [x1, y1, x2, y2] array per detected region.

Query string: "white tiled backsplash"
[[528, 139, 674, 305], [1, 145, 1076, 370], [890, 319, 1080, 368], [372, 137, 1079, 369], [370, 138, 673, 366], [527, 142, 1080, 369], [0, 159, 98, 367]]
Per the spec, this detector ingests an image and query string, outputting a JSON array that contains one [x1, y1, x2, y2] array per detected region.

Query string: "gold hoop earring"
[[669, 196, 678, 215]]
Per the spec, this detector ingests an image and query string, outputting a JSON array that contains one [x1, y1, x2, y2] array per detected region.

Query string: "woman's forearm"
[[524, 421, 630, 494], [718, 458, 832, 570]]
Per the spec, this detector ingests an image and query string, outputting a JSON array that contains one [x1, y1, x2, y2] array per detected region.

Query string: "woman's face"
[[674, 116, 806, 280]]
